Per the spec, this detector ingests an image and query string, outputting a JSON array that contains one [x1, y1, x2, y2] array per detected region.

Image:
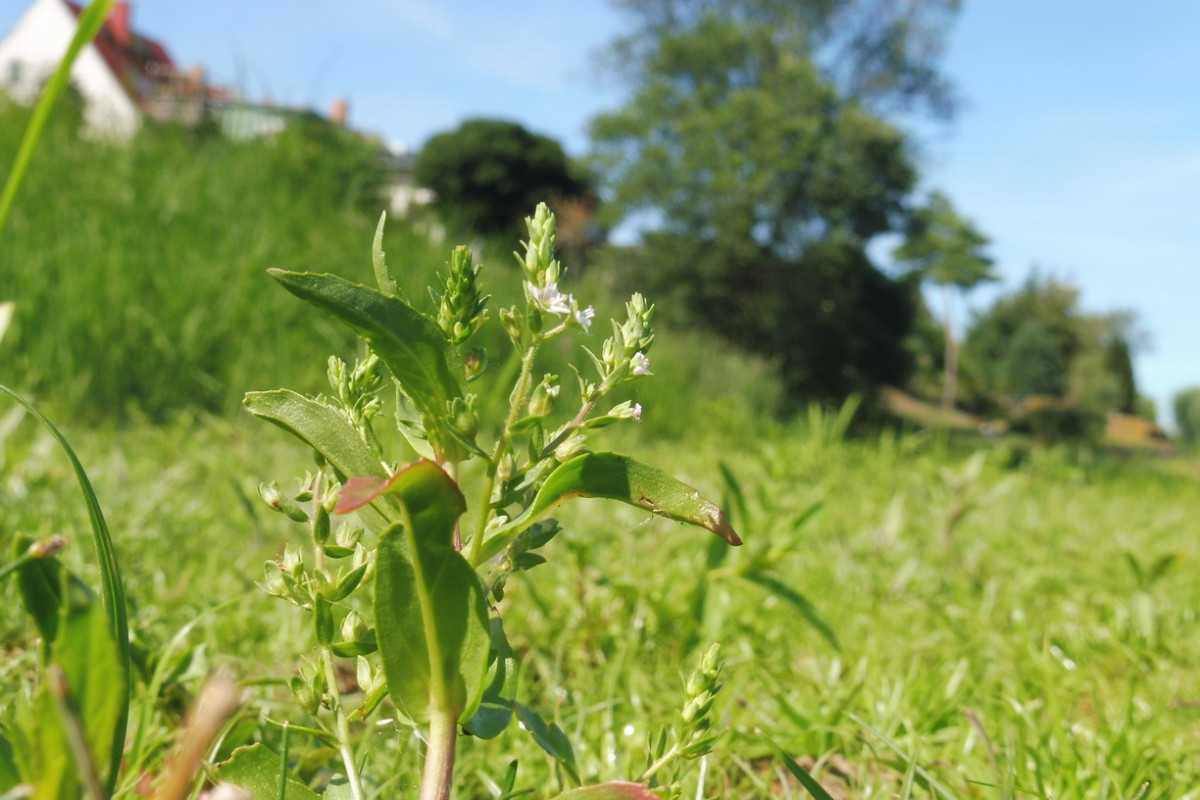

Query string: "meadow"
[[3, 106, 1200, 799]]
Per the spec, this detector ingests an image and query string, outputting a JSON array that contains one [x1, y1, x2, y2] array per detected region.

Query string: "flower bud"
[[314, 595, 334, 645], [554, 433, 588, 462], [259, 482, 309, 523], [464, 348, 488, 381], [312, 504, 330, 546], [260, 562, 288, 598], [290, 676, 320, 716], [356, 656, 374, 694], [340, 610, 372, 643], [528, 374, 560, 418], [281, 544, 303, 574], [500, 307, 523, 342], [447, 396, 480, 442]]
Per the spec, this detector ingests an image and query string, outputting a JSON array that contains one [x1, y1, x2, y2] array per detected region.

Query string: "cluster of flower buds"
[[593, 292, 656, 394], [519, 203, 594, 333], [679, 643, 723, 758], [327, 353, 384, 438], [436, 246, 490, 344]]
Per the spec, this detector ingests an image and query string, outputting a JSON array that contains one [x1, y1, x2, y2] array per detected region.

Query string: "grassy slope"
[[3, 409, 1197, 799]]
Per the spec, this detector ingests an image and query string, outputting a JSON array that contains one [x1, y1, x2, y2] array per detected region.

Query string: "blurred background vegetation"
[[2, 0, 1181, 446]]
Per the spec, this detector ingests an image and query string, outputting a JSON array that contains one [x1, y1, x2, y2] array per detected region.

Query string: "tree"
[[962, 273, 1143, 419], [894, 190, 995, 410], [605, 0, 961, 119], [415, 119, 587, 238], [590, 9, 935, 402]]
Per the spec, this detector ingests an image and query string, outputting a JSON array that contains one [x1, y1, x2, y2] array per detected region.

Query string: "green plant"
[[239, 204, 740, 799], [0, 385, 130, 799]]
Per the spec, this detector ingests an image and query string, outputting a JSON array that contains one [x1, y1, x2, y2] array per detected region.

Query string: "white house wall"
[[0, 0, 140, 137]]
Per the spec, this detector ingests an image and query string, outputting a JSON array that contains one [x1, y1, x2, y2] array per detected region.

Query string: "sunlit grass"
[[3, 408, 1197, 798]]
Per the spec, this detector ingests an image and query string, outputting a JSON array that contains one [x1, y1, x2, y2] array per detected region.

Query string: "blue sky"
[[4, 1, 1198, 421]]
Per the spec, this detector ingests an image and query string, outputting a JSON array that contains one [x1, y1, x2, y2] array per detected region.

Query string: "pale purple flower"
[[633, 403, 643, 422], [630, 352, 652, 376]]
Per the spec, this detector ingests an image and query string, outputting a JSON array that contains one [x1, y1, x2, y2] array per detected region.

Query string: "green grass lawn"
[[3, 407, 1197, 799]]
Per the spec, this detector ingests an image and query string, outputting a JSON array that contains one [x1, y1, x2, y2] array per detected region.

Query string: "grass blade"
[[759, 735, 838, 800]]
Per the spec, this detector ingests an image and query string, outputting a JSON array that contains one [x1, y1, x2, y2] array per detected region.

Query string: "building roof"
[[64, 1, 175, 106]]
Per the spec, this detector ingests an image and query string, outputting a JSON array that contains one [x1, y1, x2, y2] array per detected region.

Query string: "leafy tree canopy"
[[590, 5, 950, 402], [606, 0, 961, 119], [415, 118, 588, 238], [894, 190, 994, 290]]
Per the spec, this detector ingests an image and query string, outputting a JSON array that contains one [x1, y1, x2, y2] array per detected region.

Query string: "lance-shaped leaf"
[[374, 461, 490, 725], [243, 389, 394, 532], [477, 452, 742, 565], [266, 271, 465, 455]]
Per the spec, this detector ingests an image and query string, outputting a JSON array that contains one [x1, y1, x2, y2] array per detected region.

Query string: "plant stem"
[[321, 650, 367, 800], [467, 341, 540, 565], [637, 740, 684, 784], [419, 708, 459, 800]]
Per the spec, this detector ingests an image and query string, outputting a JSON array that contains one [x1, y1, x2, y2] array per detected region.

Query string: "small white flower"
[[575, 305, 595, 331], [632, 402, 643, 422], [630, 352, 652, 376], [529, 282, 571, 314]]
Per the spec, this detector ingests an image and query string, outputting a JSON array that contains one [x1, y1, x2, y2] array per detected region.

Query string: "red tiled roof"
[[64, 1, 175, 105]]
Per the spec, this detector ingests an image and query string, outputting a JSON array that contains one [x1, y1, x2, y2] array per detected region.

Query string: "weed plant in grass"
[[5, 405, 1198, 798]]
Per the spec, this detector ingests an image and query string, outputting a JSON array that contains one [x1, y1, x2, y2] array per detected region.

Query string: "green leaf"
[[10, 534, 67, 652], [243, 389, 393, 532], [479, 452, 742, 564], [0, 732, 19, 791], [742, 571, 839, 651], [463, 616, 517, 739], [551, 783, 663, 800], [761, 736, 839, 800], [371, 211, 400, 298], [512, 701, 580, 787], [29, 576, 126, 800], [374, 461, 489, 725], [214, 743, 322, 800], [266, 271, 465, 456]]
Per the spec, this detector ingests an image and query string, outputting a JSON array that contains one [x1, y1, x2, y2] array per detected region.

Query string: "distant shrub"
[[415, 118, 588, 238]]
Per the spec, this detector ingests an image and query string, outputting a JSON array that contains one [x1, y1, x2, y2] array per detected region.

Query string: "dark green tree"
[[894, 190, 995, 409], [415, 119, 587, 237], [590, 9, 940, 401]]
